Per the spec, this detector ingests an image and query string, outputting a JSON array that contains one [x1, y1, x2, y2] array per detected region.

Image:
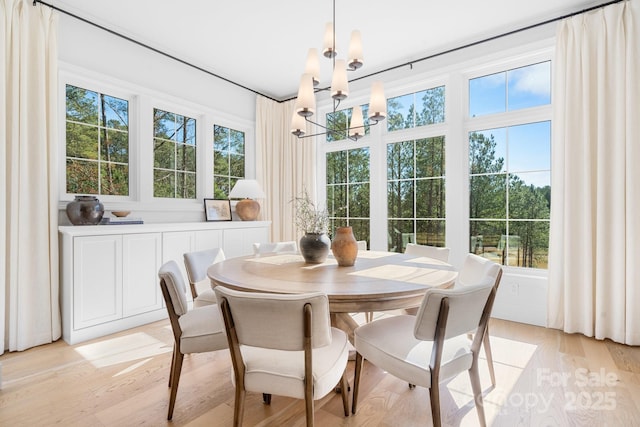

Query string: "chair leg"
[[340, 370, 350, 416], [305, 383, 315, 427], [469, 363, 487, 427], [233, 387, 246, 427], [167, 351, 184, 420], [168, 345, 176, 387], [428, 383, 441, 427], [352, 352, 364, 414], [483, 329, 496, 386], [365, 312, 373, 323], [262, 393, 271, 405]]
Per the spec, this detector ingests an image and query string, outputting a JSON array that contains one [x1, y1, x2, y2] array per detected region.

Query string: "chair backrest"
[[184, 247, 226, 284], [214, 286, 332, 350], [405, 243, 450, 262], [158, 260, 189, 317], [413, 283, 494, 341], [356, 240, 367, 251], [456, 253, 501, 288], [252, 241, 298, 255]]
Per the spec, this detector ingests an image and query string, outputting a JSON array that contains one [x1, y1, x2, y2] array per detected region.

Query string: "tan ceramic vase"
[[331, 226, 358, 267]]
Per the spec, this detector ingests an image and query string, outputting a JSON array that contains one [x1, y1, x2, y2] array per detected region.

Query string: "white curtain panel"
[[548, 2, 640, 344], [255, 96, 317, 242], [1, 0, 61, 353]]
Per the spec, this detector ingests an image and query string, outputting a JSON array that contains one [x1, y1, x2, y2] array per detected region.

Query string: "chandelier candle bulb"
[[304, 48, 321, 86], [322, 23, 337, 58], [296, 73, 316, 117], [331, 59, 349, 100], [349, 105, 365, 140], [291, 108, 306, 137], [368, 81, 387, 122], [348, 30, 363, 70]]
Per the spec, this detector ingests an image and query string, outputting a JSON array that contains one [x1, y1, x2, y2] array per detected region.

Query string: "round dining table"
[[207, 250, 458, 341]]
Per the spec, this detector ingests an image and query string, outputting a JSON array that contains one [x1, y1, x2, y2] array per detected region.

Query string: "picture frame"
[[204, 199, 232, 221]]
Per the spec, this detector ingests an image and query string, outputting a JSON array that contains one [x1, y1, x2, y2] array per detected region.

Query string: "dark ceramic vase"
[[331, 226, 358, 266], [299, 233, 331, 264], [66, 195, 104, 225]]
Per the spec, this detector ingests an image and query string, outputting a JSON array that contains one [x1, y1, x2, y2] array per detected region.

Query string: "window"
[[325, 104, 370, 142], [326, 148, 370, 245], [65, 84, 129, 195], [387, 86, 445, 131], [213, 125, 245, 198], [153, 109, 196, 198], [469, 61, 551, 269], [387, 137, 446, 252]]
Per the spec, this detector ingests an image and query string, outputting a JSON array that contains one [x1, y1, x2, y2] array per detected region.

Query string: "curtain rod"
[[34, 0, 623, 104]]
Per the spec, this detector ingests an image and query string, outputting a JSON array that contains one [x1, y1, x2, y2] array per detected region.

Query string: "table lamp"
[[228, 179, 265, 221]]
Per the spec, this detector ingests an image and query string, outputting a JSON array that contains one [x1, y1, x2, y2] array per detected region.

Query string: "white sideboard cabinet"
[[59, 221, 270, 344]]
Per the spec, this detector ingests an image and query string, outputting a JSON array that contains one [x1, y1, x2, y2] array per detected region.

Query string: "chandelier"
[[290, 0, 386, 141]]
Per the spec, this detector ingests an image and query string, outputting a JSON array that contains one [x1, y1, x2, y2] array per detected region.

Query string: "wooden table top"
[[207, 250, 458, 313]]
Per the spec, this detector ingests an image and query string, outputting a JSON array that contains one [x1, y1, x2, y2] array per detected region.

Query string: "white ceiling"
[[54, 0, 610, 101]]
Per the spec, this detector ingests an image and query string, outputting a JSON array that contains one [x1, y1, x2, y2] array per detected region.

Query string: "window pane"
[[66, 86, 98, 124], [387, 141, 414, 180], [326, 151, 347, 184], [469, 220, 506, 262], [66, 123, 98, 160], [229, 153, 244, 177], [416, 219, 445, 247], [100, 163, 128, 195], [469, 174, 507, 219], [508, 221, 549, 268], [469, 129, 506, 174], [102, 129, 128, 163], [349, 219, 370, 244], [387, 180, 414, 218], [154, 169, 174, 198], [416, 179, 445, 218], [416, 86, 445, 126], [101, 94, 128, 129], [509, 175, 550, 220], [388, 219, 414, 252], [508, 122, 550, 172], [507, 62, 551, 110], [348, 183, 369, 217], [176, 144, 196, 172], [154, 140, 175, 169], [229, 129, 244, 154], [214, 176, 230, 199], [416, 137, 445, 178], [66, 159, 99, 194], [326, 110, 347, 142], [176, 172, 196, 199], [214, 125, 229, 151], [387, 93, 412, 131], [349, 148, 369, 183], [469, 71, 506, 117]]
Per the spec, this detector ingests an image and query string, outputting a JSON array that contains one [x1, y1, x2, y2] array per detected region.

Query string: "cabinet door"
[[73, 235, 122, 329], [223, 226, 270, 258], [194, 229, 223, 251], [162, 231, 194, 296], [123, 233, 162, 317]]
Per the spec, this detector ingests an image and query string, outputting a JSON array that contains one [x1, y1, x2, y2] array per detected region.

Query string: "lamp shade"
[[228, 179, 265, 199], [295, 73, 316, 117], [304, 48, 320, 86], [322, 22, 336, 58], [368, 81, 386, 122], [331, 59, 349, 101], [348, 30, 363, 70], [291, 108, 306, 137], [349, 105, 365, 140]]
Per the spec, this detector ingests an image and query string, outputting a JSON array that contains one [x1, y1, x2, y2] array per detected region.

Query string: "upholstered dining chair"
[[158, 260, 228, 420], [183, 247, 226, 308], [352, 258, 502, 427], [214, 285, 350, 427], [404, 243, 451, 262], [252, 240, 298, 254], [455, 253, 503, 386], [356, 240, 367, 251]]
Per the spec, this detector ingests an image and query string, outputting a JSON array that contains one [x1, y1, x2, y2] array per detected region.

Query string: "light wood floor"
[[1, 316, 639, 427]]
